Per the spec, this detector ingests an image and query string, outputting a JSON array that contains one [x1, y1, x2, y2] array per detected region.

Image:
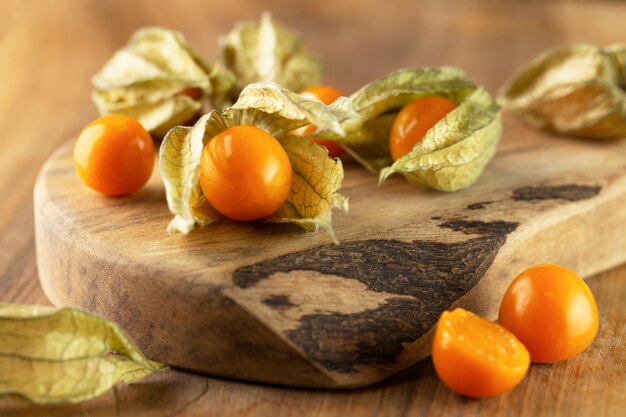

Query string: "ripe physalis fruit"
[[160, 82, 355, 241], [432, 308, 530, 398], [499, 264, 599, 363], [200, 126, 293, 221], [389, 96, 457, 160], [73, 115, 154, 196], [291, 85, 345, 158]]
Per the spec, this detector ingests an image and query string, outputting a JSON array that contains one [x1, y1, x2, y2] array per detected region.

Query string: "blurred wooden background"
[[0, 0, 624, 415]]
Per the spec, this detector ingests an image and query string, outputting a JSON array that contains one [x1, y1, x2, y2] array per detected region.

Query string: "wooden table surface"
[[0, 0, 624, 415]]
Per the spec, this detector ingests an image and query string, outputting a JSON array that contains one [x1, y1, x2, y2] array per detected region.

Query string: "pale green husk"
[[327, 68, 502, 191], [0, 304, 164, 404], [221, 12, 323, 100], [92, 15, 325, 135], [498, 43, 626, 139], [160, 82, 352, 242], [92, 27, 234, 137]]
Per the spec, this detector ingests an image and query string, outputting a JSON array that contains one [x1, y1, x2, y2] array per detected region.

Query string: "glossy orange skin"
[[199, 126, 292, 221], [291, 85, 345, 158], [499, 264, 599, 363], [73, 115, 154, 196], [432, 308, 530, 398], [390, 96, 457, 160]]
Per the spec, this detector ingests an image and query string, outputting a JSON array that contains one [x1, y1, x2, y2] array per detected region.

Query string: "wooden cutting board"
[[34, 115, 626, 389]]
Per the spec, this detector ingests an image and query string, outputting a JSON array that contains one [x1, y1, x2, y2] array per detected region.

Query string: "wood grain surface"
[[1, 0, 625, 415], [34, 118, 626, 389]]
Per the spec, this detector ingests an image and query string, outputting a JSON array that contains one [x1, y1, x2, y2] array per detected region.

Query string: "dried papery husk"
[[498, 44, 626, 140]]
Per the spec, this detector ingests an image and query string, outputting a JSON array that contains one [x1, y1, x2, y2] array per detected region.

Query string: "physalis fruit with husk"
[[92, 27, 233, 137], [92, 14, 324, 138], [498, 43, 626, 140], [159, 82, 357, 243], [327, 68, 503, 192]]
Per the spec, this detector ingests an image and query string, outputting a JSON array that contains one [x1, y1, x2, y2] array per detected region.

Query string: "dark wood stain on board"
[[512, 185, 601, 201], [262, 295, 295, 309], [437, 220, 518, 236], [286, 297, 428, 373], [233, 220, 518, 372], [467, 201, 496, 210]]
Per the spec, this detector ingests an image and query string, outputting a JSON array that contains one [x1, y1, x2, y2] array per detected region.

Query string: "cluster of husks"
[[94, 18, 621, 240]]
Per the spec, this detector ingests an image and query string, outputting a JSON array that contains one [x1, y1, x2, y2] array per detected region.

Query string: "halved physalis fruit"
[[432, 308, 530, 398]]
